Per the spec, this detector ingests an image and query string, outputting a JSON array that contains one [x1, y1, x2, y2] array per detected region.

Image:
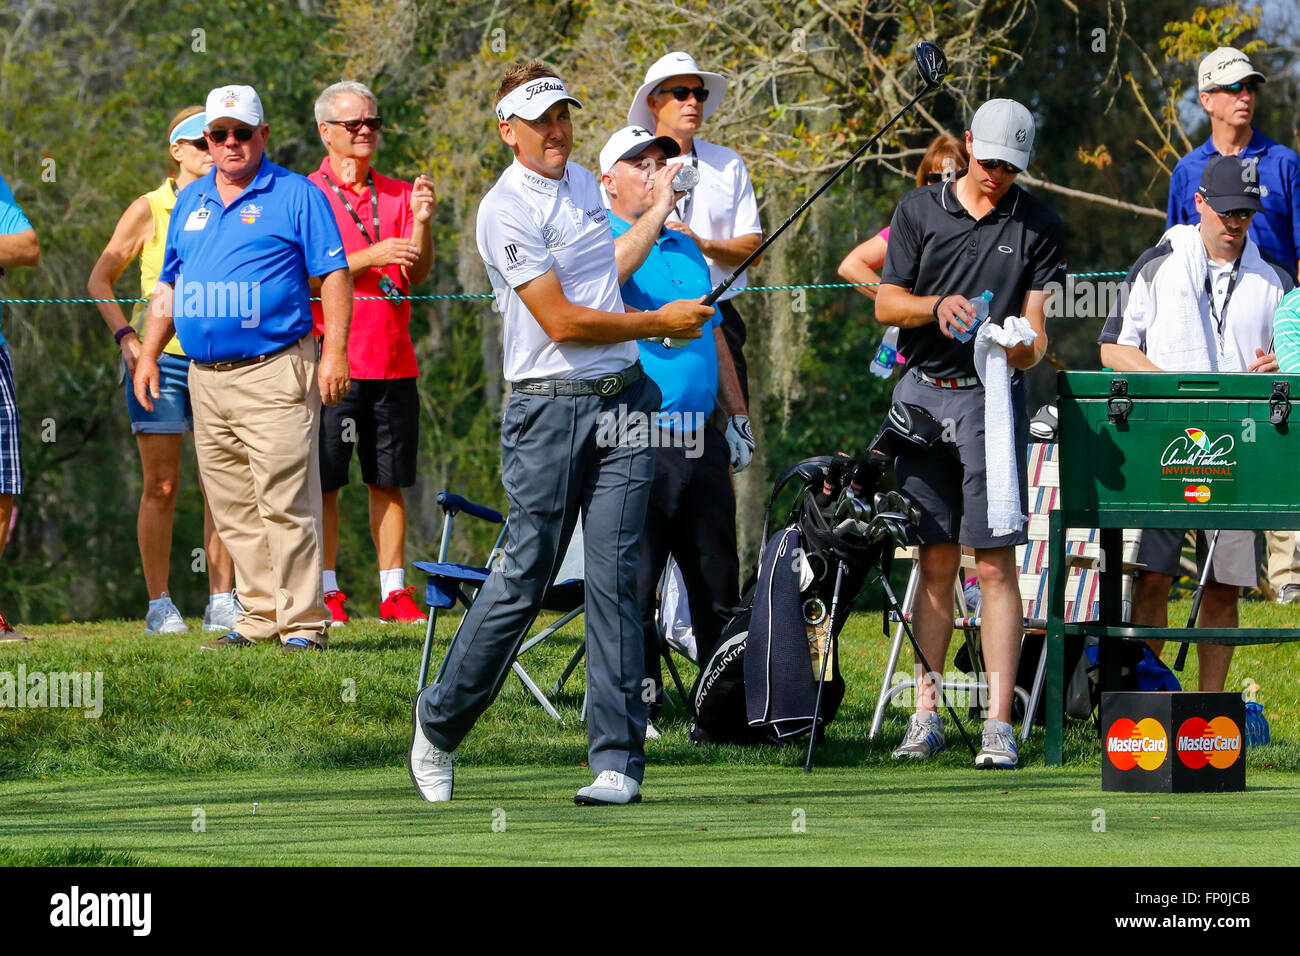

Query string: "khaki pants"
[[1266, 529, 1300, 590], [189, 336, 327, 645]]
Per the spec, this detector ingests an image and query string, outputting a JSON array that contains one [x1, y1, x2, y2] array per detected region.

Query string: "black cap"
[[1197, 155, 1264, 214]]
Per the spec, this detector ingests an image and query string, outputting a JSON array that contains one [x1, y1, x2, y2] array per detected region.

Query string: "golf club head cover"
[[727, 414, 755, 472]]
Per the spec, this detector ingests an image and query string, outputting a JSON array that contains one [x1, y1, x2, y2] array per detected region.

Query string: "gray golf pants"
[[418, 374, 660, 783]]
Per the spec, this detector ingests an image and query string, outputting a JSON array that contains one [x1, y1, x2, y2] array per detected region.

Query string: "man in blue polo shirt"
[[0, 170, 41, 641], [134, 84, 352, 651], [1167, 47, 1300, 277], [600, 126, 750, 728], [1167, 48, 1300, 603]]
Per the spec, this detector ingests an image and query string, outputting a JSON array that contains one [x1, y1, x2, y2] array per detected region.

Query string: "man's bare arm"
[[516, 269, 712, 344], [1100, 342, 1162, 371], [0, 229, 40, 269]]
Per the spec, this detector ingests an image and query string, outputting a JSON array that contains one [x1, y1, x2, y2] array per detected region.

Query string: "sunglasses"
[[1212, 81, 1259, 95], [925, 169, 959, 184], [658, 85, 709, 103], [178, 137, 208, 150], [976, 157, 1022, 174], [325, 116, 383, 134], [206, 126, 256, 144], [1218, 208, 1256, 221]]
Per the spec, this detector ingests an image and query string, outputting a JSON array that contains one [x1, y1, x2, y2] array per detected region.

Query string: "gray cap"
[[970, 99, 1034, 171]]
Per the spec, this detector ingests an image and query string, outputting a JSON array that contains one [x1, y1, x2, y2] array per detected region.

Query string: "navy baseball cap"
[[1197, 155, 1264, 214]]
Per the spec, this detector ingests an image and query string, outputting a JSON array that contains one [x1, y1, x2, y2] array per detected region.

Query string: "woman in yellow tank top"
[[87, 106, 236, 635]]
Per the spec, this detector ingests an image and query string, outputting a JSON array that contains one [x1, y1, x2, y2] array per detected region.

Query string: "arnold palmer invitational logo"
[[1175, 716, 1242, 770], [1106, 717, 1169, 771], [1161, 427, 1236, 488]]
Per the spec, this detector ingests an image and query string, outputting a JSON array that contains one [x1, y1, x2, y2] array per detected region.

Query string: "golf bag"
[[689, 401, 947, 744]]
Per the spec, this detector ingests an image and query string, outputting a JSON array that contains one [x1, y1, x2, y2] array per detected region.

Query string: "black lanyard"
[[1204, 255, 1242, 351], [320, 169, 379, 244]]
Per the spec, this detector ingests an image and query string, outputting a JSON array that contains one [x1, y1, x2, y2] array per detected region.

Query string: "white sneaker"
[[976, 718, 1019, 769], [644, 721, 661, 741], [575, 770, 641, 806], [891, 711, 945, 760], [408, 692, 454, 801], [145, 595, 188, 634], [203, 594, 238, 633]]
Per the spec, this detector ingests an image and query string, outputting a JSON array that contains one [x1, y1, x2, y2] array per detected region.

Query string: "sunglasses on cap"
[[206, 126, 256, 144], [976, 157, 1022, 174], [1212, 81, 1259, 95], [658, 85, 709, 103], [324, 116, 383, 134]]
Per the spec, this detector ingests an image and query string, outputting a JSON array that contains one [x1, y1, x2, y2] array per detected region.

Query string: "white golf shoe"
[[408, 693, 454, 802], [575, 770, 641, 806]]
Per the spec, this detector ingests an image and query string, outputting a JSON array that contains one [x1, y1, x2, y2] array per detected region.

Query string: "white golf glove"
[[726, 414, 754, 473]]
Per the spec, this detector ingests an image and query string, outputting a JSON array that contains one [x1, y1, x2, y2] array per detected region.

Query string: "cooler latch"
[[1270, 381, 1290, 427], [1107, 379, 1132, 425]]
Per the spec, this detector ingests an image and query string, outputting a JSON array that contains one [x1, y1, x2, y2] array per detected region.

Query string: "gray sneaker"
[[892, 712, 945, 759], [203, 594, 239, 633], [976, 718, 1019, 769], [145, 595, 188, 634]]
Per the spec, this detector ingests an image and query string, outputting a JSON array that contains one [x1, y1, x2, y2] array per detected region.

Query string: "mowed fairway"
[[2, 598, 1298, 866]]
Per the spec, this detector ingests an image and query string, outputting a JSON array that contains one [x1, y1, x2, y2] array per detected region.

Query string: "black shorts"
[[319, 377, 419, 492], [891, 369, 1029, 550]]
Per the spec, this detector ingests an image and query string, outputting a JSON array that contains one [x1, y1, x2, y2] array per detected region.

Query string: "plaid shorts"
[[0, 344, 22, 494]]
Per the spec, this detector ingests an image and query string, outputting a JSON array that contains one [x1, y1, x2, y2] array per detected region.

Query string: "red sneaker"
[[324, 590, 350, 627], [380, 585, 427, 623], [0, 611, 31, 642]]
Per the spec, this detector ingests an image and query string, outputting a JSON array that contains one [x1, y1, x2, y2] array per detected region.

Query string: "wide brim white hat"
[[627, 51, 728, 132]]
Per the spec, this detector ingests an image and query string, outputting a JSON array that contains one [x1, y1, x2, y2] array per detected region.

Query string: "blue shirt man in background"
[[134, 84, 352, 651], [0, 170, 41, 641], [600, 126, 750, 730], [1166, 46, 1300, 277]]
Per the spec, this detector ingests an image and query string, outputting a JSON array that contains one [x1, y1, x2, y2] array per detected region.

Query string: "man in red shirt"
[[309, 80, 435, 624]]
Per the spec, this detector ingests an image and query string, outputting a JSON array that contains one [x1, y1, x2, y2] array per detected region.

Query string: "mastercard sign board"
[[1102, 692, 1245, 793]]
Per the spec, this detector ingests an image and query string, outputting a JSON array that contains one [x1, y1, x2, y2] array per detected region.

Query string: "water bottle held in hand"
[[869, 326, 900, 378], [953, 289, 994, 343]]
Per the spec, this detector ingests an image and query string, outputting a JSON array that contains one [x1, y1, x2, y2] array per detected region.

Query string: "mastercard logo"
[[1106, 717, 1168, 771], [1176, 716, 1242, 769], [1183, 485, 1211, 503]]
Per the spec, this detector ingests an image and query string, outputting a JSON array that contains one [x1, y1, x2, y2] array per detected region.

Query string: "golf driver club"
[[702, 40, 949, 306], [1173, 529, 1220, 671]]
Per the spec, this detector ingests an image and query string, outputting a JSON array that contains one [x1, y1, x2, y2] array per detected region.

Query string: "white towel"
[[1153, 223, 1217, 371], [974, 316, 1037, 536]]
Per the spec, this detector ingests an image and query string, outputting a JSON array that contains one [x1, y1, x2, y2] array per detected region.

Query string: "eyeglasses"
[[658, 86, 709, 103], [976, 157, 1022, 174], [1212, 81, 1259, 95], [206, 126, 256, 144], [325, 116, 383, 134], [1219, 208, 1256, 221]]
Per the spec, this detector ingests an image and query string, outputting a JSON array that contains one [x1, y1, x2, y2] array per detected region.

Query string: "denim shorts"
[[124, 352, 193, 434]]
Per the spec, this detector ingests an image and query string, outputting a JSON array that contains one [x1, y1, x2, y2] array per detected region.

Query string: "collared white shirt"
[[670, 139, 762, 300], [477, 159, 637, 381]]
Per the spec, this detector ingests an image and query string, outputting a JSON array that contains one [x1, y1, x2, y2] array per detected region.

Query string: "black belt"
[[191, 341, 293, 373], [512, 362, 643, 398]]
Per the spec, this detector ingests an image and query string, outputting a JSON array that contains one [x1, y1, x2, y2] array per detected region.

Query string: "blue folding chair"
[[414, 491, 584, 725]]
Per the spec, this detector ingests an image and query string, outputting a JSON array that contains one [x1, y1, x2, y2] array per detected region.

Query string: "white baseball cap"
[[599, 126, 681, 174], [627, 51, 727, 132], [969, 98, 1034, 171], [204, 85, 264, 127], [495, 76, 583, 122], [1198, 46, 1265, 92]]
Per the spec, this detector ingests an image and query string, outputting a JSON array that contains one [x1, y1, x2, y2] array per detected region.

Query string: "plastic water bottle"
[[953, 289, 994, 343], [869, 326, 900, 378]]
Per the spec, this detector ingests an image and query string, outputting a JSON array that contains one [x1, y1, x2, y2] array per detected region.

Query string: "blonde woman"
[[87, 106, 235, 633]]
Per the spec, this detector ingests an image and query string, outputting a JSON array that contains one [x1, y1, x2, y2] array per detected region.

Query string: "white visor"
[[495, 77, 583, 122]]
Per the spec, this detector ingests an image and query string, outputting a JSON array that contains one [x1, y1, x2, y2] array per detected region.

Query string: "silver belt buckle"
[[594, 373, 624, 397]]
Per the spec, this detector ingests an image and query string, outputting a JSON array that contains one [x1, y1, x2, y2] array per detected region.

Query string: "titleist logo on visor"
[[525, 80, 565, 100]]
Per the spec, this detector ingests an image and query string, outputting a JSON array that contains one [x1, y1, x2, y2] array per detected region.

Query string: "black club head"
[[915, 41, 949, 88]]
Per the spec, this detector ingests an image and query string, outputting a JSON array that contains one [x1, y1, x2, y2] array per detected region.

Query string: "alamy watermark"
[[0, 665, 103, 718], [595, 405, 707, 459], [157, 273, 262, 328]]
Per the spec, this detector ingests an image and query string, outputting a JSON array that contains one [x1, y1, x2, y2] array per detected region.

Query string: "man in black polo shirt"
[[876, 98, 1066, 769]]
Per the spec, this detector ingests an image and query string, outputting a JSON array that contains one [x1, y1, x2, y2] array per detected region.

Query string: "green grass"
[[1, 598, 1298, 864]]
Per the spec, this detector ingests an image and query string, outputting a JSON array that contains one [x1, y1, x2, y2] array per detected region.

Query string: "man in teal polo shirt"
[[600, 126, 750, 725], [135, 84, 353, 651]]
